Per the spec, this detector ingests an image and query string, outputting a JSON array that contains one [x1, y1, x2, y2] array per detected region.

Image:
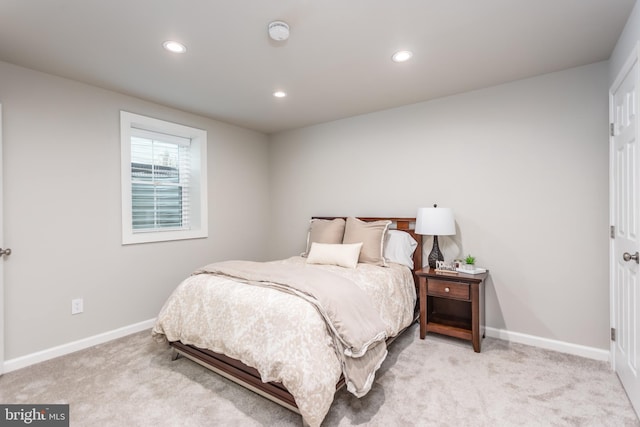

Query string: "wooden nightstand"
[[416, 268, 488, 352]]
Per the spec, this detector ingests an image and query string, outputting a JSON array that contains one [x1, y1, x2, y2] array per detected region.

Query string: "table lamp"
[[416, 204, 455, 268]]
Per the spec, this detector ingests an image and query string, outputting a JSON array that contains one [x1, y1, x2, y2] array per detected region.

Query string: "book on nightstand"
[[456, 267, 487, 275]]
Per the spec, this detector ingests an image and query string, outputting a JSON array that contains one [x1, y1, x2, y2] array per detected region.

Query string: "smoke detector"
[[268, 21, 290, 41]]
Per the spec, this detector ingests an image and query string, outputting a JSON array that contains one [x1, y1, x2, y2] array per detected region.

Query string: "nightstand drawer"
[[427, 279, 469, 300]]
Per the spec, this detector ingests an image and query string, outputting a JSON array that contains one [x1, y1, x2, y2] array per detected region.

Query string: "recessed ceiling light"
[[163, 41, 187, 53], [392, 50, 413, 63], [273, 91, 287, 98]]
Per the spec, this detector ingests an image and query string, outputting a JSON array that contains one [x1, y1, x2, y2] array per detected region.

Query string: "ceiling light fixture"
[[268, 21, 290, 41], [273, 91, 287, 98], [392, 50, 413, 63], [163, 40, 187, 53]]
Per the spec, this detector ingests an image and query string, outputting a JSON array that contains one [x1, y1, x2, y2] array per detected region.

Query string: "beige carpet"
[[1, 324, 638, 426]]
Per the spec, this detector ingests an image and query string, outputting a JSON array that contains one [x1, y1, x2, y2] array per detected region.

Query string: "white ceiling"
[[0, 0, 636, 134]]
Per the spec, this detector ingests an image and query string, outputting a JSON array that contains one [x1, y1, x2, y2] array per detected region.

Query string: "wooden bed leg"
[[171, 348, 181, 361]]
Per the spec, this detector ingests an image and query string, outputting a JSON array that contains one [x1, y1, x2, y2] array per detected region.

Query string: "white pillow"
[[383, 230, 418, 269], [306, 242, 363, 269]]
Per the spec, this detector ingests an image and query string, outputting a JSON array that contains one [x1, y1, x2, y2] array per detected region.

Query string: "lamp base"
[[428, 235, 444, 268]]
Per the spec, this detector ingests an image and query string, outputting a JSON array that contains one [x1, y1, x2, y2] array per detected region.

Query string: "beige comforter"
[[152, 256, 416, 427]]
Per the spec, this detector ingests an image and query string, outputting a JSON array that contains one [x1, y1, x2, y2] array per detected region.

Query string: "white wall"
[[0, 43, 618, 361], [0, 61, 270, 359], [609, 0, 640, 84], [269, 61, 610, 350]]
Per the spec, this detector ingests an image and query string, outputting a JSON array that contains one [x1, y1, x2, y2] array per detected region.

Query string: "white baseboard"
[[2, 320, 610, 374], [3, 318, 156, 374], [485, 326, 610, 362]]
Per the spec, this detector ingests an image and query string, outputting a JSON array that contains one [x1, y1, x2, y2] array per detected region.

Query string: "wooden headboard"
[[312, 217, 423, 285]]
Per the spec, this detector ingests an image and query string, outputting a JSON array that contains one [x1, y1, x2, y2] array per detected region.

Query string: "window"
[[121, 111, 207, 244]]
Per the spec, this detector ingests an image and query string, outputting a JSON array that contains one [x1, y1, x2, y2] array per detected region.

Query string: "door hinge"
[[611, 123, 615, 137], [611, 225, 615, 238], [611, 327, 616, 341]]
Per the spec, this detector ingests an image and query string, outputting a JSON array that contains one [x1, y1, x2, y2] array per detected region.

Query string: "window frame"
[[120, 111, 208, 245]]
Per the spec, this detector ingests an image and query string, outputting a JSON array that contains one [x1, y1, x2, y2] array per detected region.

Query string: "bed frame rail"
[[171, 341, 304, 413]]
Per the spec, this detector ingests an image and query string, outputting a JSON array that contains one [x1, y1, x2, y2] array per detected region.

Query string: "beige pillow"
[[342, 217, 391, 266], [306, 242, 363, 269], [302, 218, 346, 257]]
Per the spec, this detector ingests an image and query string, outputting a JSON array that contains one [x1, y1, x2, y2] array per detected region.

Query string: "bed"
[[152, 217, 423, 427]]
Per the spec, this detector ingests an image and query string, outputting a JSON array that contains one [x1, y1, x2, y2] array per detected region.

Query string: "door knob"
[[623, 251, 639, 263], [0, 248, 11, 256]]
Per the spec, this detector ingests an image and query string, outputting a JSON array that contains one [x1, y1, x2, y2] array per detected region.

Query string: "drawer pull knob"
[[444, 287, 450, 293]]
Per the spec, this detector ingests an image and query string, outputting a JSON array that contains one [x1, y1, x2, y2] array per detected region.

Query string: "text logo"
[[0, 405, 69, 426]]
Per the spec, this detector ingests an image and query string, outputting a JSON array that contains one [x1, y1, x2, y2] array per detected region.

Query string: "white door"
[[611, 44, 640, 418]]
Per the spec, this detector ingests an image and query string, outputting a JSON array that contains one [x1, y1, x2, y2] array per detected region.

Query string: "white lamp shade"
[[415, 207, 455, 236]]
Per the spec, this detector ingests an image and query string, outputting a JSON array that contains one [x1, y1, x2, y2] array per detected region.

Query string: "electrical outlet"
[[71, 298, 83, 315]]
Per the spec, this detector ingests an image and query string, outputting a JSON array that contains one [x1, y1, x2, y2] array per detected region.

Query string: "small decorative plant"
[[465, 254, 476, 265]]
